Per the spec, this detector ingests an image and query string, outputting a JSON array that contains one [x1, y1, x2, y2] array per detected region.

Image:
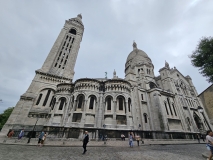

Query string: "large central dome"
[[126, 42, 151, 63]]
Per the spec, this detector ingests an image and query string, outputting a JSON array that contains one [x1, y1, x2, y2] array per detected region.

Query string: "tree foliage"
[[0, 107, 14, 130], [190, 37, 213, 83]]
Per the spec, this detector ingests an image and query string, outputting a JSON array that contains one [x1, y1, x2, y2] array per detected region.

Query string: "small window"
[[55, 63, 57, 67], [164, 102, 169, 115], [128, 99, 131, 112], [69, 29, 76, 35], [141, 94, 143, 100], [72, 38, 75, 43], [59, 65, 61, 68], [144, 113, 148, 123], [63, 41, 66, 46], [118, 98, 123, 110], [172, 103, 177, 116]]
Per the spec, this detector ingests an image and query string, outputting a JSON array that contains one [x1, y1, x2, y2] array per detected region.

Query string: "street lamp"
[[103, 124, 106, 144], [198, 106, 211, 131], [27, 116, 39, 143]]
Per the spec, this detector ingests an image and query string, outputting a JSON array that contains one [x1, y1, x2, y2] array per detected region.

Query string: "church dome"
[[126, 42, 151, 64]]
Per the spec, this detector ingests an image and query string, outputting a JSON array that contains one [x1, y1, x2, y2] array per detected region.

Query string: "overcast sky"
[[0, 0, 212, 113]]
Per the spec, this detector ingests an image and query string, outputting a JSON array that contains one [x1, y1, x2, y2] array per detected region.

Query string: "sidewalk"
[[0, 136, 205, 147]]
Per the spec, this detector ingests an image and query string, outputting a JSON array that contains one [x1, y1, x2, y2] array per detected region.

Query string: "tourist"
[[206, 130, 213, 160], [196, 134, 200, 143], [82, 131, 89, 154], [135, 134, 140, 146], [129, 133, 134, 147], [38, 131, 44, 147], [201, 134, 205, 142], [18, 129, 24, 140], [40, 132, 47, 147], [8, 130, 14, 138]]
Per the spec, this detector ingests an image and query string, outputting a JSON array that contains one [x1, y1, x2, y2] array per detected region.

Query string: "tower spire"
[[133, 41, 137, 50]]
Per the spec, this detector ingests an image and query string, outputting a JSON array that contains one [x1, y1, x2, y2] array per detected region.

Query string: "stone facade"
[[1, 14, 212, 138], [198, 84, 213, 125]]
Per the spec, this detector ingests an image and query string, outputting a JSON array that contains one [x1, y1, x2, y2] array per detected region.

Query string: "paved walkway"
[[0, 143, 207, 160], [0, 136, 206, 147]]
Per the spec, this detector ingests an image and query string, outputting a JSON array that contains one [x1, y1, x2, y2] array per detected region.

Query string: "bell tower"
[[1, 14, 84, 134], [40, 14, 84, 81]]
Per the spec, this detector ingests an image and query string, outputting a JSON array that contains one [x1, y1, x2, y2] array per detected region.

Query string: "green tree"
[[190, 37, 213, 83], [0, 107, 14, 130]]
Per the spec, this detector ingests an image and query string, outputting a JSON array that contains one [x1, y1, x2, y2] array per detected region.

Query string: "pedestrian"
[[196, 134, 200, 143], [201, 134, 205, 142], [135, 134, 140, 146], [123, 134, 125, 141], [40, 132, 47, 147], [121, 134, 123, 141], [18, 129, 24, 140], [129, 133, 134, 147], [82, 131, 89, 154], [38, 131, 44, 147], [206, 130, 213, 160], [8, 130, 14, 138]]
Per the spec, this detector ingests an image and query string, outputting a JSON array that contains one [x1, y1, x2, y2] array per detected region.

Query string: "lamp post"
[[198, 106, 211, 131], [103, 124, 106, 144], [27, 116, 39, 143]]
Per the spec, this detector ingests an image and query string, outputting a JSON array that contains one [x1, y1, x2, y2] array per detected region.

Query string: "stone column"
[[113, 101, 117, 127], [81, 100, 88, 126], [97, 94, 103, 128], [125, 101, 130, 127], [68, 100, 77, 125]]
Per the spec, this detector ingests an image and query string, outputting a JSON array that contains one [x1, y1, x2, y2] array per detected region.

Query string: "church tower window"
[[69, 29, 76, 35], [36, 94, 43, 105], [141, 94, 144, 100]]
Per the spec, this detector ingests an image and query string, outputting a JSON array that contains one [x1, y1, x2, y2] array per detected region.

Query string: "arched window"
[[78, 96, 83, 108], [144, 113, 148, 123], [59, 98, 66, 110], [69, 29, 76, 35], [172, 103, 177, 116], [164, 102, 169, 115], [107, 97, 111, 110], [36, 94, 42, 105], [149, 82, 157, 89], [119, 97, 123, 110], [43, 90, 51, 106], [89, 96, 95, 109], [128, 98, 131, 112]]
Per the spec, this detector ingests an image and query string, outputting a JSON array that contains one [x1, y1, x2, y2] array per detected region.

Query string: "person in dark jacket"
[[82, 131, 89, 154]]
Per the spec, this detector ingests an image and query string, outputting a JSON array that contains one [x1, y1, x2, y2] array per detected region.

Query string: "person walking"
[[206, 130, 213, 160], [135, 134, 140, 146], [196, 134, 200, 143], [201, 134, 205, 142], [8, 130, 14, 138], [40, 132, 47, 147], [18, 129, 24, 140], [38, 131, 45, 147], [129, 133, 134, 147], [82, 131, 89, 154]]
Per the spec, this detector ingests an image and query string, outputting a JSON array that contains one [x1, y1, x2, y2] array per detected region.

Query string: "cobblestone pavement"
[[0, 144, 207, 160]]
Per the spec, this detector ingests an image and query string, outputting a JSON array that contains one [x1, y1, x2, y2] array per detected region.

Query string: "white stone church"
[[2, 14, 212, 139]]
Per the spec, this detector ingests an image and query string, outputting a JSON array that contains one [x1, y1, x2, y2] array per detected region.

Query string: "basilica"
[[2, 14, 212, 139]]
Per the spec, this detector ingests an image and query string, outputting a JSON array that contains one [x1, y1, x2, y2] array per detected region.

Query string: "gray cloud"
[[0, 0, 212, 113]]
